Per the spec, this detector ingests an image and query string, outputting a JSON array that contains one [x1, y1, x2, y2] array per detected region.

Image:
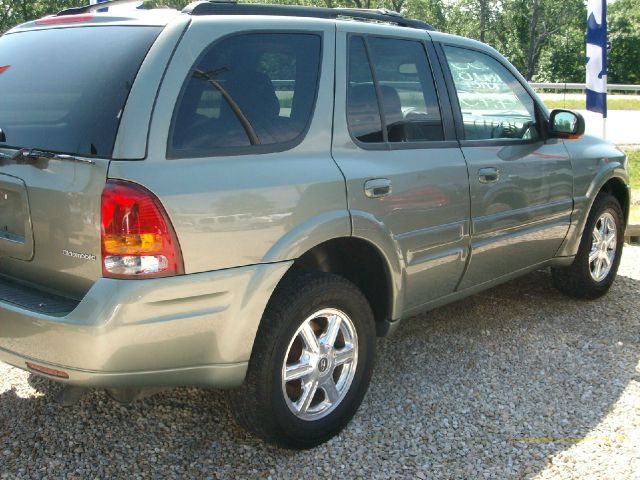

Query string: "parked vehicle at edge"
[[0, 0, 629, 448]]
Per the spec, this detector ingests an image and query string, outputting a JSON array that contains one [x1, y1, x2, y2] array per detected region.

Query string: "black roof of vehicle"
[[57, 0, 435, 31]]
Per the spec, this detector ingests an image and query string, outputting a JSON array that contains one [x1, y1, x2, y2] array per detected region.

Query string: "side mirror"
[[549, 109, 585, 138]]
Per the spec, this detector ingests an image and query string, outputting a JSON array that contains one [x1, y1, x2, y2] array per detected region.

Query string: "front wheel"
[[228, 272, 376, 449], [552, 193, 624, 299]]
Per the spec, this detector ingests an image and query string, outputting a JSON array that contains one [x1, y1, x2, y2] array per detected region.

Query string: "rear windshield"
[[0, 26, 161, 157]]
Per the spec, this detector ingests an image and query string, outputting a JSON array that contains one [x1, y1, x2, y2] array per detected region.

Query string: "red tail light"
[[101, 179, 184, 279]]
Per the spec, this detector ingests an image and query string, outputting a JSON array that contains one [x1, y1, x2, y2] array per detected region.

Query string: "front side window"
[[444, 46, 539, 141], [347, 35, 444, 145], [169, 33, 321, 158]]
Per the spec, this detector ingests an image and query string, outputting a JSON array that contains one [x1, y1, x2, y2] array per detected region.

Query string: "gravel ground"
[[2, 246, 639, 479]]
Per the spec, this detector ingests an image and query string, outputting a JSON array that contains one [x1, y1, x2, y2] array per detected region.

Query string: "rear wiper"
[[194, 69, 261, 146], [10, 148, 95, 165]]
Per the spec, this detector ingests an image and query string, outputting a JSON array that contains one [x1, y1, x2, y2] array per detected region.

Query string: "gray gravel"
[[2, 246, 640, 479]]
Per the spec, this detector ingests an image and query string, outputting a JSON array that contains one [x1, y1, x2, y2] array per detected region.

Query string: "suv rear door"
[[331, 24, 471, 314]]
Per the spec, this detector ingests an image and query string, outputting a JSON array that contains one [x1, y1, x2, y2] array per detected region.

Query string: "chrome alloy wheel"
[[589, 211, 617, 282], [281, 308, 358, 421]]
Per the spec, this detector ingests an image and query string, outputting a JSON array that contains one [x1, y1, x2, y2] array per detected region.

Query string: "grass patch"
[[626, 149, 640, 191], [543, 97, 640, 111], [625, 149, 640, 226]]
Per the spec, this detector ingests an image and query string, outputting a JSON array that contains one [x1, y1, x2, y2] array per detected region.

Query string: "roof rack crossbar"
[[183, 2, 435, 31], [57, 0, 144, 16]]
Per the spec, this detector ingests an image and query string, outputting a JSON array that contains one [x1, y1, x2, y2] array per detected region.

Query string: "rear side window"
[[169, 33, 322, 158], [347, 36, 383, 143], [367, 37, 444, 142], [347, 35, 444, 146], [0, 26, 161, 157]]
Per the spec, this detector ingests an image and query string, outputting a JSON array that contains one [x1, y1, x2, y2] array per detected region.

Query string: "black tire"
[[228, 271, 376, 449], [552, 193, 624, 299]]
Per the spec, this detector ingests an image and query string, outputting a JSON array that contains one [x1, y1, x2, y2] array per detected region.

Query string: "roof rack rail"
[[183, 2, 435, 31], [57, 0, 143, 16]]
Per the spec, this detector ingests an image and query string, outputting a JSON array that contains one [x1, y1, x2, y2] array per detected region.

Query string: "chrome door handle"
[[478, 167, 499, 184], [364, 178, 392, 198]]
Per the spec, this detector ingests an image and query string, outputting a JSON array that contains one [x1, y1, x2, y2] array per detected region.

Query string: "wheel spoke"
[[595, 258, 604, 278], [321, 378, 340, 404], [300, 323, 320, 354], [602, 253, 611, 268], [592, 225, 603, 243], [606, 216, 615, 236], [589, 248, 599, 263], [334, 344, 355, 366], [321, 314, 342, 347], [297, 378, 319, 414], [605, 218, 615, 241], [598, 220, 607, 240], [285, 358, 314, 382]]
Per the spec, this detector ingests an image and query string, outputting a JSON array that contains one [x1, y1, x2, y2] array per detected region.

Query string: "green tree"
[[446, 0, 499, 43], [534, 23, 585, 83], [496, 0, 584, 80], [1, 0, 79, 33], [403, 0, 446, 30], [608, 0, 640, 84], [146, 0, 191, 8]]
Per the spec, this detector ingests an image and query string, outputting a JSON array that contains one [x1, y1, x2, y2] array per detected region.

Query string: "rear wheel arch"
[[283, 237, 395, 336]]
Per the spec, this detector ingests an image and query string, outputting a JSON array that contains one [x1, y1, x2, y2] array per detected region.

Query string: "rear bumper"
[[0, 261, 292, 388]]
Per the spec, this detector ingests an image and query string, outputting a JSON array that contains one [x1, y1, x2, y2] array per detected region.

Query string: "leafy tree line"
[[1, 0, 639, 84]]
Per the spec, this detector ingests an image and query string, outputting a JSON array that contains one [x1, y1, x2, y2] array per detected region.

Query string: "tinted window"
[[347, 36, 384, 143], [169, 33, 321, 158], [444, 46, 539, 141], [367, 37, 443, 142], [0, 27, 161, 157], [347, 36, 444, 145]]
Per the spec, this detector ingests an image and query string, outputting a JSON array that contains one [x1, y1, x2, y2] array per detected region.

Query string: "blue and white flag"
[[89, 0, 144, 13], [586, 0, 607, 117]]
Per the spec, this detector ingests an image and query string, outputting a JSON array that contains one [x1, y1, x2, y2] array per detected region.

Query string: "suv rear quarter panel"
[[112, 14, 191, 160], [108, 17, 349, 274]]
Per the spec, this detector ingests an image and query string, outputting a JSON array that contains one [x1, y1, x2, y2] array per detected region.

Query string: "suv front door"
[[331, 26, 471, 314], [439, 44, 573, 289]]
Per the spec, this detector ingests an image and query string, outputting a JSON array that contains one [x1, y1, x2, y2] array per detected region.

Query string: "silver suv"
[[0, 0, 630, 448]]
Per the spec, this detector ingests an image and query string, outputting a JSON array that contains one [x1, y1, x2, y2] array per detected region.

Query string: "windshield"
[[0, 26, 161, 157]]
